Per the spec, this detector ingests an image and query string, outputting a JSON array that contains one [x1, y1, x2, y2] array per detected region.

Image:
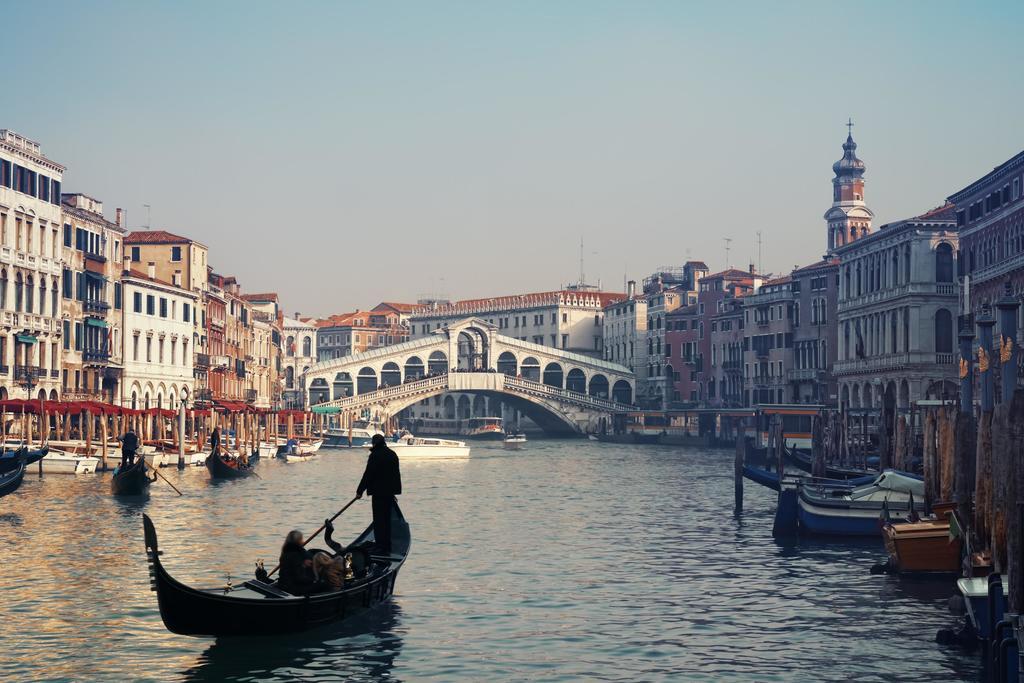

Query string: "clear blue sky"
[[3, 1, 1022, 314]]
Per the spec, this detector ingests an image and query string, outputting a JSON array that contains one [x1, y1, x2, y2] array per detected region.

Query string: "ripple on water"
[[0, 442, 983, 681]]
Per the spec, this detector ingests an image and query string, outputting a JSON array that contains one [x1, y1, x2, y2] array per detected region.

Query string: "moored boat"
[[882, 502, 961, 574], [142, 500, 410, 636], [325, 420, 380, 448], [36, 448, 97, 474], [111, 458, 152, 496], [205, 451, 257, 479], [0, 458, 26, 497], [797, 470, 925, 536], [390, 434, 470, 458]]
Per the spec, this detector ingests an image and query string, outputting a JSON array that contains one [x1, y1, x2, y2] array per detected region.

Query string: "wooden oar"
[[151, 466, 183, 496], [267, 496, 360, 577]]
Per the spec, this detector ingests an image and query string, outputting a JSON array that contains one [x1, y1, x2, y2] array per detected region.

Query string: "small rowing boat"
[[142, 499, 410, 636], [111, 458, 152, 496]]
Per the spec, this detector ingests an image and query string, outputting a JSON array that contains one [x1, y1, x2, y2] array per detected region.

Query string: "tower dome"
[[832, 132, 865, 178]]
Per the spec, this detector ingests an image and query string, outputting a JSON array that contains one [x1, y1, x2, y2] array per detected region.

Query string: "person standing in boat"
[[119, 428, 140, 469], [210, 426, 221, 457], [357, 434, 402, 554]]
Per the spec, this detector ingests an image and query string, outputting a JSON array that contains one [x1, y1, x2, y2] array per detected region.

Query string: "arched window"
[[286, 335, 295, 357], [38, 278, 46, 315], [890, 313, 897, 354], [935, 243, 954, 283], [302, 336, 312, 357], [0, 270, 7, 309], [892, 250, 899, 285], [904, 244, 911, 283], [25, 275, 33, 313], [935, 308, 953, 353], [285, 366, 294, 389], [51, 278, 57, 313], [14, 273, 23, 312]]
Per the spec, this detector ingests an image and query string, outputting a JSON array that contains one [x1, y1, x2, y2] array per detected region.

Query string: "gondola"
[[0, 446, 50, 472], [111, 457, 152, 496], [143, 500, 411, 636], [784, 445, 875, 480], [205, 450, 256, 480], [0, 457, 26, 497]]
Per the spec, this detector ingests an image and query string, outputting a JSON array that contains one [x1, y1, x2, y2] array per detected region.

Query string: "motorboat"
[[465, 417, 504, 441], [503, 432, 527, 450], [325, 420, 381, 448], [389, 434, 470, 458]]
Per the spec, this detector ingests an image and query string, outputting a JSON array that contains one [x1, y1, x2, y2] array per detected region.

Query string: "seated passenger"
[[312, 551, 344, 591], [277, 530, 315, 594]]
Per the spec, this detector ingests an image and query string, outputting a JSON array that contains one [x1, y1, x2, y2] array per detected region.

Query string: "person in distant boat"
[[356, 434, 402, 555], [119, 428, 140, 469], [277, 529, 315, 594], [209, 426, 221, 456]]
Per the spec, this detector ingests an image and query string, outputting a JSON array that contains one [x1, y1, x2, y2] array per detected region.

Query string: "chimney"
[[749, 262, 756, 274], [147, 262, 156, 279], [627, 280, 636, 298], [116, 208, 123, 228]]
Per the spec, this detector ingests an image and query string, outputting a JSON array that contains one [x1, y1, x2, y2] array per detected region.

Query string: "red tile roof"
[[914, 202, 957, 221], [124, 229, 194, 244], [241, 292, 279, 302], [373, 301, 418, 313], [124, 267, 186, 291], [702, 268, 757, 281]]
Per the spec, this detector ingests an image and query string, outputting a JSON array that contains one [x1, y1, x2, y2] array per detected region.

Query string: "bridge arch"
[[428, 350, 448, 375], [566, 368, 586, 393], [472, 395, 487, 417], [521, 356, 540, 381], [333, 372, 353, 400], [309, 378, 330, 404], [443, 395, 456, 419], [357, 367, 378, 394], [543, 362, 563, 388], [612, 379, 632, 404], [589, 374, 609, 399], [457, 395, 471, 419], [404, 356, 425, 381], [497, 351, 518, 376], [381, 362, 402, 388]]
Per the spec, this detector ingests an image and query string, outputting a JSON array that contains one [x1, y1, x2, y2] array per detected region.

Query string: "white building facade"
[[283, 315, 317, 409], [0, 130, 65, 400], [602, 281, 647, 379], [833, 207, 960, 410], [121, 268, 198, 410]]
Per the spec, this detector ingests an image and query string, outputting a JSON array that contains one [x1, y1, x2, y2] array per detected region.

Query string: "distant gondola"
[[143, 500, 411, 636], [205, 450, 256, 480], [0, 458, 26, 497], [111, 457, 152, 496], [0, 446, 29, 472], [784, 445, 874, 480]]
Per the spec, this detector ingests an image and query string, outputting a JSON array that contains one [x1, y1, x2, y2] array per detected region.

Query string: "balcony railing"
[[84, 299, 110, 313], [83, 349, 110, 363], [195, 388, 213, 402], [84, 251, 107, 264], [245, 389, 258, 403], [834, 351, 959, 376], [14, 366, 43, 383], [195, 353, 210, 368], [838, 281, 958, 313], [787, 367, 822, 381]]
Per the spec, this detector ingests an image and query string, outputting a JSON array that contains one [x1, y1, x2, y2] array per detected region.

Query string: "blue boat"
[[742, 464, 876, 492], [797, 470, 925, 536], [0, 457, 26, 497]]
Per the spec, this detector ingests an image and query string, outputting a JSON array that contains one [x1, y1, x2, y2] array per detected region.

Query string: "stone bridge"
[[303, 318, 635, 434]]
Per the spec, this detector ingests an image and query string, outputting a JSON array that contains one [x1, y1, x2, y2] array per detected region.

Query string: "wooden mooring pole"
[[734, 432, 744, 515]]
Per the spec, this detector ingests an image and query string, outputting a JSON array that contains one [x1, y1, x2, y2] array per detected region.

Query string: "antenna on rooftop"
[[756, 231, 763, 274], [579, 236, 585, 287], [723, 237, 732, 268], [143, 204, 151, 230]]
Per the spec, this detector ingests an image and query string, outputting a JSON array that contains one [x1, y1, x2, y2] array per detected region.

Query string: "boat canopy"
[[311, 406, 340, 414], [850, 470, 924, 500]]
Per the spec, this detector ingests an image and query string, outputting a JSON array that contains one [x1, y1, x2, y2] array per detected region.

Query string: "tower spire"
[[824, 122, 874, 255]]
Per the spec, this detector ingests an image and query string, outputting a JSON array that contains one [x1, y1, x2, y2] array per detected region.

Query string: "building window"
[[159, 298, 168, 318], [130, 246, 140, 262], [146, 295, 155, 315], [114, 283, 122, 309], [935, 308, 953, 354], [74, 322, 82, 351], [146, 337, 152, 362], [133, 292, 142, 313], [171, 246, 182, 262]]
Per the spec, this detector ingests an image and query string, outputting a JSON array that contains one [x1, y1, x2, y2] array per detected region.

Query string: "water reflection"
[[182, 603, 404, 682]]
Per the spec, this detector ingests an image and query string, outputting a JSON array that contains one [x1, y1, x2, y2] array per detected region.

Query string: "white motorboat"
[[503, 433, 527, 450], [285, 451, 318, 463], [294, 439, 323, 455], [389, 435, 470, 458], [258, 442, 280, 459], [38, 450, 99, 474]]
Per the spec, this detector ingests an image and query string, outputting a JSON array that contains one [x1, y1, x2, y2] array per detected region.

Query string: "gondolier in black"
[[210, 426, 221, 456], [120, 428, 140, 469], [357, 434, 402, 554]]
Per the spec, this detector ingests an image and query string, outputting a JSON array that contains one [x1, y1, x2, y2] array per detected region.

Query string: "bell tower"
[[825, 120, 874, 253]]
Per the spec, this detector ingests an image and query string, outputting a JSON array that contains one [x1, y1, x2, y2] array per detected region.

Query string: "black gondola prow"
[[143, 514, 162, 592]]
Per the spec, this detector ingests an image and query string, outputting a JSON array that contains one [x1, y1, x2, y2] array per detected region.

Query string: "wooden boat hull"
[[205, 452, 255, 480], [111, 459, 151, 496], [785, 446, 872, 480], [883, 520, 961, 573], [0, 459, 26, 497], [143, 500, 410, 637]]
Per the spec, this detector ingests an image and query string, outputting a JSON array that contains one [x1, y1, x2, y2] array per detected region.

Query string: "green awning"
[[15, 334, 37, 344], [311, 405, 340, 414], [85, 318, 109, 328]]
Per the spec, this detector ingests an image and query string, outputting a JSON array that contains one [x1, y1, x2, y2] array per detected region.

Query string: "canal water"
[[1, 440, 982, 682]]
